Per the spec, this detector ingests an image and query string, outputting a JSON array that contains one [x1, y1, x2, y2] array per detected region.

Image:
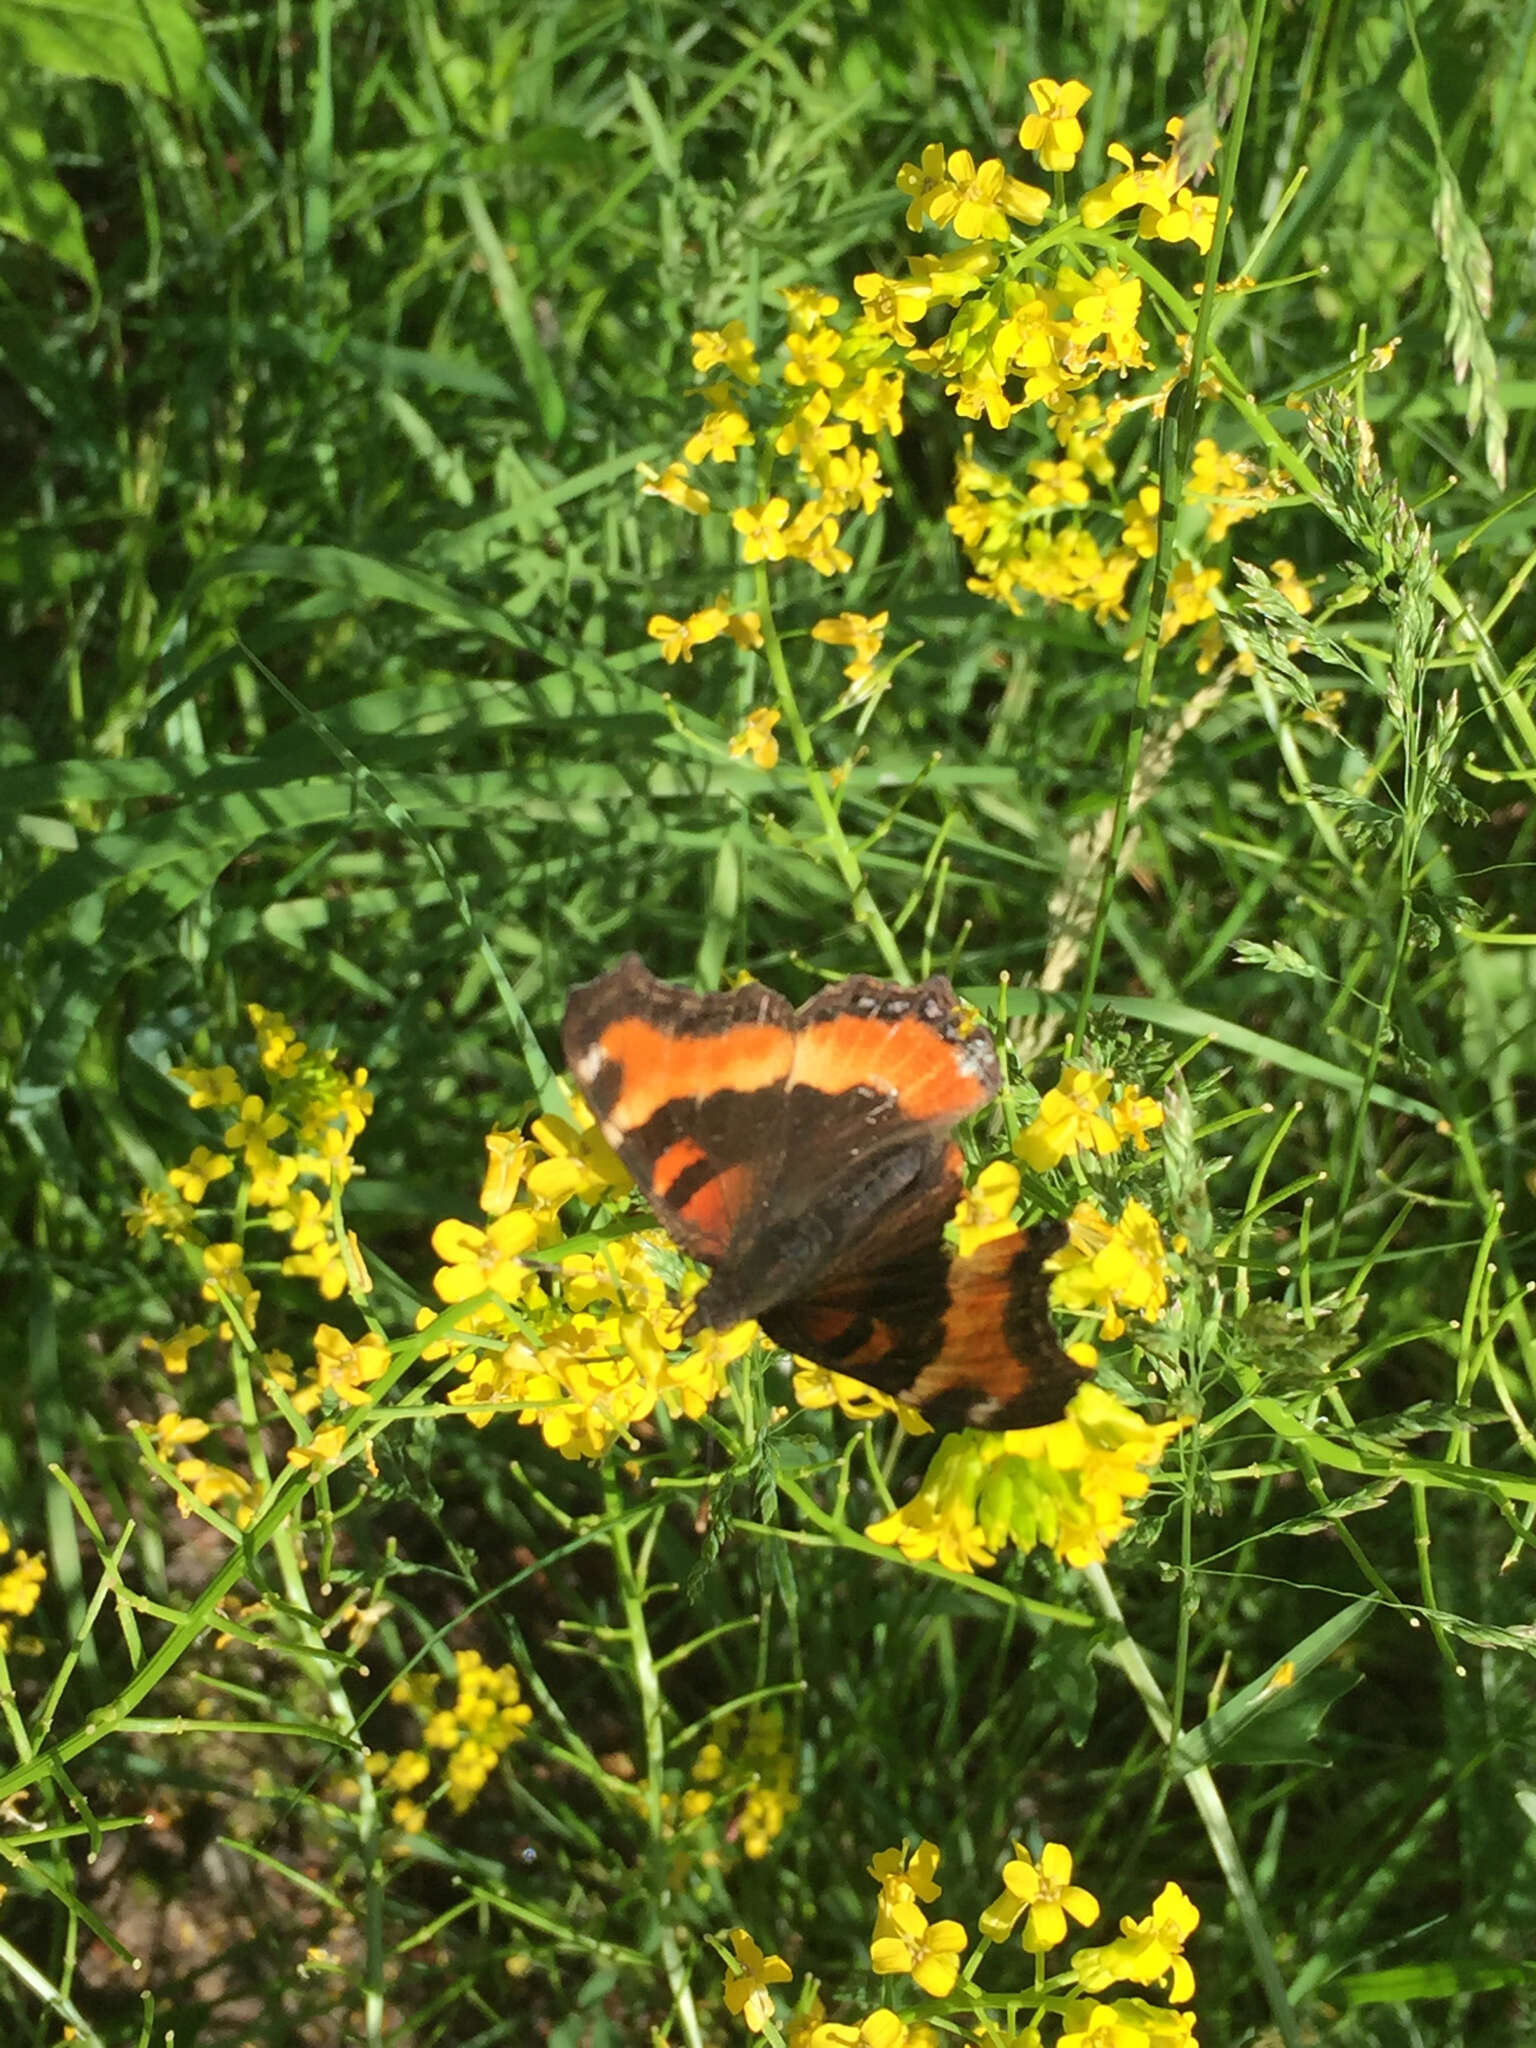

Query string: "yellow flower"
[[732, 497, 793, 563], [479, 1129, 536, 1216], [1120, 484, 1160, 559], [722, 1928, 792, 2034], [784, 325, 845, 390], [835, 367, 905, 437], [1015, 1067, 1120, 1171], [1027, 457, 1091, 509], [1059, 1999, 1153, 2048], [638, 460, 710, 515], [286, 1423, 348, 1471], [647, 600, 730, 665], [953, 1159, 1021, 1255], [167, 1146, 235, 1205], [143, 1323, 212, 1377], [1158, 562, 1221, 644], [1110, 1086, 1164, 1151], [1020, 77, 1092, 171], [728, 707, 781, 770], [526, 1111, 629, 1202], [1269, 557, 1313, 614], [868, 1897, 968, 1997], [126, 1188, 196, 1244], [691, 320, 760, 384], [1074, 1882, 1200, 2004], [808, 2013, 917, 2048], [725, 609, 764, 650], [895, 141, 951, 230], [1050, 1199, 1172, 1341], [781, 285, 840, 329], [685, 405, 754, 465], [223, 1095, 288, 1162], [869, 1840, 944, 1920], [312, 1324, 392, 1407], [980, 1840, 1099, 1950], [928, 150, 1050, 243], [853, 268, 932, 347], [170, 1062, 243, 1109], [431, 1211, 541, 1304], [0, 1548, 47, 1618]]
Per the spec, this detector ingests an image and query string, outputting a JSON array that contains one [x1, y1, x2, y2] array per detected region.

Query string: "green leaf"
[[1342, 1960, 1536, 2007], [0, 0, 206, 97], [1167, 1595, 1372, 1776], [0, 75, 96, 291]]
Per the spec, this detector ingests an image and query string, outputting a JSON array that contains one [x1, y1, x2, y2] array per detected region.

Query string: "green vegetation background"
[[2, 0, 1535, 2043]]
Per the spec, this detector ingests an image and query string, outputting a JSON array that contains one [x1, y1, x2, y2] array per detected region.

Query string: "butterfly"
[[561, 954, 1091, 1431]]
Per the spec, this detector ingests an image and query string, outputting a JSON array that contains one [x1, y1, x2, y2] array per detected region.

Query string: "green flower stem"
[[754, 570, 909, 979], [603, 1469, 704, 2048], [1083, 1561, 1303, 2048], [0, 1928, 105, 2048]]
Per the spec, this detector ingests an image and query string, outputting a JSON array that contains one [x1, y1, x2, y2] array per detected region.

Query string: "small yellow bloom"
[[312, 1324, 392, 1407], [223, 1095, 288, 1160], [980, 1839, 1100, 1951], [722, 1928, 792, 2034], [895, 141, 951, 231], [639, 460, 710, 515], [928, 150, 1049, 243], [1015, 1067, 1120, 1172], [431, 1211, 540, 1304], [684, 405, 754, 466], [1059, 1999, 1153, 2048], [1110, 1087, 1164, 1151], [143, 1323, 213, 1377], [728, 707, 781, 770], [480, 1129, 536, 1216], [287, 1423, 348, 1471], [868, 1897, 968, 1997], [732, 497, 793, 564], [167, 1146, 235, 1205], [1020, 78, 1092, 171], [691, 320, 760, 385], [1159, 562, 1221, 644], [170, 1063, 243, 1110], [953, 1159, 1021, 1255]]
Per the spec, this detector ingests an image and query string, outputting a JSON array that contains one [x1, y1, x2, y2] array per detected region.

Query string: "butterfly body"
[[561, 954, 1091, 1430]]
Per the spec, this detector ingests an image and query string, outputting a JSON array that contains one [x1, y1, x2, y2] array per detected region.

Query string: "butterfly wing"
[[561, 954, 794, 1262], [767, 1214, 1090, 1432], [691, 973, 1001, 1326]]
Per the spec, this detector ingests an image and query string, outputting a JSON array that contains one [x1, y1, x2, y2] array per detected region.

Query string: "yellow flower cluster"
[[687, 1705, 800, 1861], [145, 1409, 257, 1523], [133, 1004, 375, 1330], [1053, 1199, 1174, 1341], [0, 1521, 47, 1656], [641, 74, 1291, 697], [127, 1007, 389, 1513], [865, 1385, 1187, 1575], [370, 1648, 534, 1826], [725, 1836, 1201, 2046], [1017, 1065, 1166, 1172], [418, 1112, 753, 1459]]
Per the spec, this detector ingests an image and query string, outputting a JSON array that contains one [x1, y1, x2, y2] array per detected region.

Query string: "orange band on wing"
[[793, 1013, 990, 1120], [651, 1136, 708, 1199], [600, 1018, 793, 1130], [675, 1162, 752, 1256]]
